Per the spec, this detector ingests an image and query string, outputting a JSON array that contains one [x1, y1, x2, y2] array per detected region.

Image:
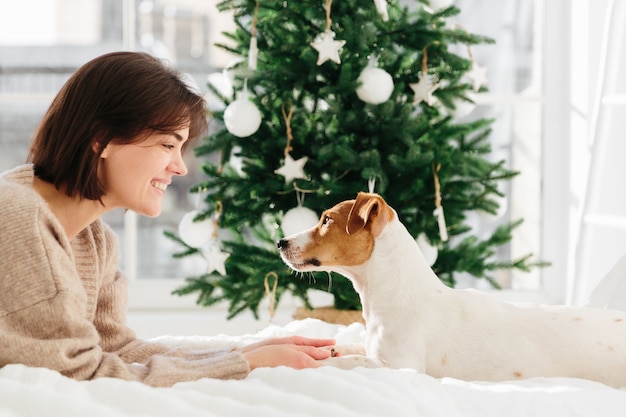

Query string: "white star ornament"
[[466, 62, 488, 92], [275, 154, 309, 184], [204, 243, 229, 276], [410, 74, 440, 106], [310, 30, 346, 65]]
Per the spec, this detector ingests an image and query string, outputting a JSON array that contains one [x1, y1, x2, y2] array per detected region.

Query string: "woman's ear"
[[93, 139, 109, 158]]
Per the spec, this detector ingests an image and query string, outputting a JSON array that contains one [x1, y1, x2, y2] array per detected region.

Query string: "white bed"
[[1, 318, 625, 417]]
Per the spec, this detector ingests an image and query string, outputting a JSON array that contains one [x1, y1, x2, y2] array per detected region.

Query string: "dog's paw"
[[324, 343, 367, 357], [323, 355, 385, 370]]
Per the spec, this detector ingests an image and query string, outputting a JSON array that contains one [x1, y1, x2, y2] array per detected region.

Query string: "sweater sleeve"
[[0, 190, 249, 387], [91, 229, 251, 385]]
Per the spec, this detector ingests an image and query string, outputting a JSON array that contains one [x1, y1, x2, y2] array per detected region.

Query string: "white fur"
[[279, 196, 626, 387]]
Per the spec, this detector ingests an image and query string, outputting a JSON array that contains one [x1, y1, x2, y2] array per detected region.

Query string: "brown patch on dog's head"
[[293, 193, 395, 269], [346, 192, 395, 238], [302, 199, 373, 268], [278, 193, 397, 272]]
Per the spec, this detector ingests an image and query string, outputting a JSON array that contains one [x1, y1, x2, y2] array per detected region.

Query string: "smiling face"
[[97, 126, 189, 217]]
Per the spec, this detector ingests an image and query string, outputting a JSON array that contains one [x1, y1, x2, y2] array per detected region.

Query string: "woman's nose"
[[170, 152, 188, 176]]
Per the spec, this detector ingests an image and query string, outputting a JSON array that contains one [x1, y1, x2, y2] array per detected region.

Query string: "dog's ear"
[[346, 192, 393, 237]]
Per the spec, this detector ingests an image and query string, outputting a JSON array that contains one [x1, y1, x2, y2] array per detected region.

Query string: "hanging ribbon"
[[249, 0, 259, 70], [422, 46, 429, 74], [432, 162, 449, 242], [368, 176, 377, 193], [212, 200, 223, 239], [264, 272, 279, 321], [281, 102, 294, 157], [324, 0, 333, 31]]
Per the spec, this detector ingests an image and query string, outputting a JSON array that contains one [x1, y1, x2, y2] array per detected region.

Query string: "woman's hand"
[[238, 336, 336, 371]]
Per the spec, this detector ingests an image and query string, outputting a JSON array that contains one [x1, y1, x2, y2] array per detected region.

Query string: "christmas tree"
[[166, 0, 540, 319]]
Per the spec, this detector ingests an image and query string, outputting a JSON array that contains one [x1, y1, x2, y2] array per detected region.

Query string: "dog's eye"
[[322, 215, 333, 226]]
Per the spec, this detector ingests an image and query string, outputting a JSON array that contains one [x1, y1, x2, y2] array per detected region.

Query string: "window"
[[1, 0, 576, 310], [0, 0, 234, 285], [448, 0, 544, 293]]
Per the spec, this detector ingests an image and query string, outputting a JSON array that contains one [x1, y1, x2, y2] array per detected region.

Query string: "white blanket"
[[1, 319, 625, 417]]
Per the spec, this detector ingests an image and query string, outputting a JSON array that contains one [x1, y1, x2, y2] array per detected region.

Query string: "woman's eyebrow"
[[171, 132, 190, 143]]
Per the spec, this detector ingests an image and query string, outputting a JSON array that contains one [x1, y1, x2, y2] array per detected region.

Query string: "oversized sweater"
[[0, 165, 250, 386]]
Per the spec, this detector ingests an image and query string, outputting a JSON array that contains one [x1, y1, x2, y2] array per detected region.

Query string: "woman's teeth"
[[152, 181, 167, 191]]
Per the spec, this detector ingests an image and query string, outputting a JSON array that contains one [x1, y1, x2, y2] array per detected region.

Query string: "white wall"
[[568, 0, 626, 304]]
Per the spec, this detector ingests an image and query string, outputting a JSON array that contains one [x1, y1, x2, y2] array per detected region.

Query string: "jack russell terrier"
[[277, 192, 626, 387]]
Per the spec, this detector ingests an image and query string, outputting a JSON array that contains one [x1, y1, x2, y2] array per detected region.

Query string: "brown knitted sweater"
[[0, 165, 250, 386]]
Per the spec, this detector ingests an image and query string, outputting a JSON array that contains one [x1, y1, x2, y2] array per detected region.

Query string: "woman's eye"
[[163, 143, 175, 150]]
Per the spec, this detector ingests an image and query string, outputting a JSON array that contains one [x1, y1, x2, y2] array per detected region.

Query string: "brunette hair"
[[27, 51, 208, 201]]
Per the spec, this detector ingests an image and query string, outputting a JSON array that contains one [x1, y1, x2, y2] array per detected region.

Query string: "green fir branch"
[[164, 0, 546, 319]]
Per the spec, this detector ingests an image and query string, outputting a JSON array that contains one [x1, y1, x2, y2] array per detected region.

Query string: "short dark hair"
[[27, 51, 208, 201]]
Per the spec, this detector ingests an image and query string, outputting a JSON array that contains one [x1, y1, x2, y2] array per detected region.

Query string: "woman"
[[0, 51, 334, 387]]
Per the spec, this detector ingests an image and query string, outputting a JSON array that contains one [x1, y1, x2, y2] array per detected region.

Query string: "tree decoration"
[[281, 193, 319, 236], [202, 201, 229, 276], [409, 47, 440, 106], [205, 70, 234, 111], [204, 241, 230, 276], [275, 154, 309, 184], [248, 0, 260, 70], [356, 58, 395, 105], [432, 162, 449, 242], [178, 209, 215, 248], [427, 0, 455, 11], [465, 44, 488, 92], [264, 272, 279, 321], [368, 175, 378, 194], [310, 0, 346, 65], [178, 199, 230, 276], [228, 146, 246, 177], [373, 0, 389, 21], [450, 92, 477, 118], [223, 80, 262, 137], [281, 205, 319, 236], [274, 104, 308, 183]]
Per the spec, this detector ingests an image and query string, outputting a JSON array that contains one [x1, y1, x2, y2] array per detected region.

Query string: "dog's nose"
[[277, 239, 289, 250]]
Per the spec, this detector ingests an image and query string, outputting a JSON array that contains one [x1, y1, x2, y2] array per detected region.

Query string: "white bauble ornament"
[[281, 206, 319, 237], [356, 67, 394, 104], [178, 210, 215, 248], [205, 72, 234, 111], [229, 146, 245, 177], [451, 93, 477, 118], [223, 98, 262, 137], [416, 233, 438, 266]]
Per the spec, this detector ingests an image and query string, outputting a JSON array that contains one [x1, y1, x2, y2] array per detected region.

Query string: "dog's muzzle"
[[277, 238, 322, 268]]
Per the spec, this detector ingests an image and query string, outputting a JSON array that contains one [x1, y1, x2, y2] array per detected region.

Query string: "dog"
[[277, 192, 626, 387]]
